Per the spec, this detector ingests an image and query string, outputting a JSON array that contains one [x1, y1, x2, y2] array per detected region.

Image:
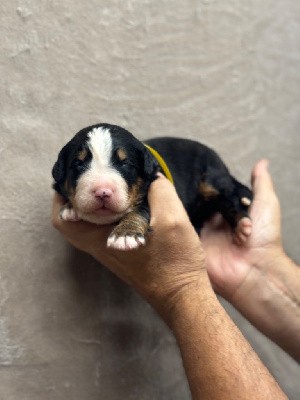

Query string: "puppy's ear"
[[52, 143, 70, 197], [142, 147, 159, 181]]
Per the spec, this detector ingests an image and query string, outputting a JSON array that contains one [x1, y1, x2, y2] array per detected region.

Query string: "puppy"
[[52, 123, 253, 250]]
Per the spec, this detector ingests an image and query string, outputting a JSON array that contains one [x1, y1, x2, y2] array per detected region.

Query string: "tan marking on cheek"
[[63, 180, 69, 194], [60, 182, 78, 214], [67, 188, 78, 210], [117, 148, 127, 161], [64, 180, 75, 198], [128, 178, 143, 207], [77, 148, 88, 161], [199, 182, 220, 200]]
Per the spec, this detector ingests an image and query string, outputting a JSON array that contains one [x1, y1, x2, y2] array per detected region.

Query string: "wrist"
[[232, 247, 294, 309], [249, 247, 299, 298], [231, 248, 300, 361], [154, 270, 214, 328]]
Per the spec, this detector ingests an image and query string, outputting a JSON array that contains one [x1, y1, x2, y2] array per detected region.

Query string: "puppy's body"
[[145, 137, 252, 231], [52, 123, 253, 250]]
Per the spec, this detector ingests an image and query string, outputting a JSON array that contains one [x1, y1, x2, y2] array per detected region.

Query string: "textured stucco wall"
[[1, 1, 300, 399]]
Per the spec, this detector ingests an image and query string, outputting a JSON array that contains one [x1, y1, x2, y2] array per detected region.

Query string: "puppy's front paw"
[[106, 211, 149, 251], [107, 234, 145, 251], [60, 206, 80, 222]]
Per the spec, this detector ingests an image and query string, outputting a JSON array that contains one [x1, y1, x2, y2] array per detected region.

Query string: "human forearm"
[[231, 250, 300, 362], [167, 275, 287, 400]]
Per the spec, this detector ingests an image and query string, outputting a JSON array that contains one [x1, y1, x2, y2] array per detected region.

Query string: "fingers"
[[251, 159, 275, 199], [147, 174, 188, 222]]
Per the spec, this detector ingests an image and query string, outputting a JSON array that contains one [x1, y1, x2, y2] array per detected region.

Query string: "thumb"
[[147, 174, 187, 222], [251, 159, 275, 199]]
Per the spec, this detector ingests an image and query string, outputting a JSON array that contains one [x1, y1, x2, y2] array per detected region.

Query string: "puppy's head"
[[52, 124, 158, 224]]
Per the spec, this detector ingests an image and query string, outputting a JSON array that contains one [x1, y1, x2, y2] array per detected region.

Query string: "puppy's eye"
[[72, 159, 84, 169], [120, 158, 128, 166]]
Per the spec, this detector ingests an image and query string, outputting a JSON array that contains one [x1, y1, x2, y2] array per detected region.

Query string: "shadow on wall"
[[64, 247, 185, 399]]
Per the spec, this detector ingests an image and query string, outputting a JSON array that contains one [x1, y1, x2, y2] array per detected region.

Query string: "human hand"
[[52, 175, 208, 320], [201, 160, 284, 301]]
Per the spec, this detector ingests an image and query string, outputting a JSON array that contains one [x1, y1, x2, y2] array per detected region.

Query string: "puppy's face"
[[52, 124, 157, 225]]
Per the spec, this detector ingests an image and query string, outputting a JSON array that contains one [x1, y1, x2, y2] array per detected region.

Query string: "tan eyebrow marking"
[[116, 148, 127, 161], [77, 148, 88, 161]]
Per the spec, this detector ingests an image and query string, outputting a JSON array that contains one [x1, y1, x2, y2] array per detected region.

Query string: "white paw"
[[60, 207, 80, 222], [107, 235, 145, 251]]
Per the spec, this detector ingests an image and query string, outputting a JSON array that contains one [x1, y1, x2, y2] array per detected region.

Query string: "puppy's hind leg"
[[200, 167, 253, 243], [218, 177, 253, 244], [230, 178, 253, 244]]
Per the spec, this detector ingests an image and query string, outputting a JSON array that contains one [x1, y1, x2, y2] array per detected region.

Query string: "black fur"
[[145, 137, 252, 231]]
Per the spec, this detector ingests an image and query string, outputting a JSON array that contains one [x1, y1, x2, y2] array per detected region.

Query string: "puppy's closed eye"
[[72, 158, 84, 167]]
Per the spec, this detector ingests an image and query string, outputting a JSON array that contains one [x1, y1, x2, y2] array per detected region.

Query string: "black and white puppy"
[[52, 123, 253, 250]]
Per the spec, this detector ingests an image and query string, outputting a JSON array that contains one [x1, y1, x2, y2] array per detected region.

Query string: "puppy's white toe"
[[107, 235, 116, 248], [136, 236, 146, 246], [107, 235, 145, 251], [114, 236, 127, 250], [125, 236, 140, 249], [241, 197, 252, 207]]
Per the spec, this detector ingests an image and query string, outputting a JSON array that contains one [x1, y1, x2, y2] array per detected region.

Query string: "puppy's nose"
[[94, 188, 113, 199]]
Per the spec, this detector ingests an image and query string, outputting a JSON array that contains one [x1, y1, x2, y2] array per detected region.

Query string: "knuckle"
[[161, 215, 184, 232]]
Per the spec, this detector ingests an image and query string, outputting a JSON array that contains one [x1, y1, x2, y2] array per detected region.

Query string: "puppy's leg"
[[229, 178, 253, 244], [60, 203, 81, 222], [107, 207, 150, 251], [199, 168, 253, 242]]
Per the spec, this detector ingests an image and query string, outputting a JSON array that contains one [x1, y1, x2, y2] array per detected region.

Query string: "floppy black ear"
[[52, 143, 70, 197], [142, 147, 159, 182]]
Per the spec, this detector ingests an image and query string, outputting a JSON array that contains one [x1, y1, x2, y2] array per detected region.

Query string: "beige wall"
[[1, 1, 300, 399]]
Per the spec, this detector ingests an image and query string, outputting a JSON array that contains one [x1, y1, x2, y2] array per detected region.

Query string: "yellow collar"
[[144, 144, 174, 184]]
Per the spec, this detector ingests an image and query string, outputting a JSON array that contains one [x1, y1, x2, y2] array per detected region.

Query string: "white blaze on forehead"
[[87, 127, 113, 167], [73, 125, 130, 225]]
